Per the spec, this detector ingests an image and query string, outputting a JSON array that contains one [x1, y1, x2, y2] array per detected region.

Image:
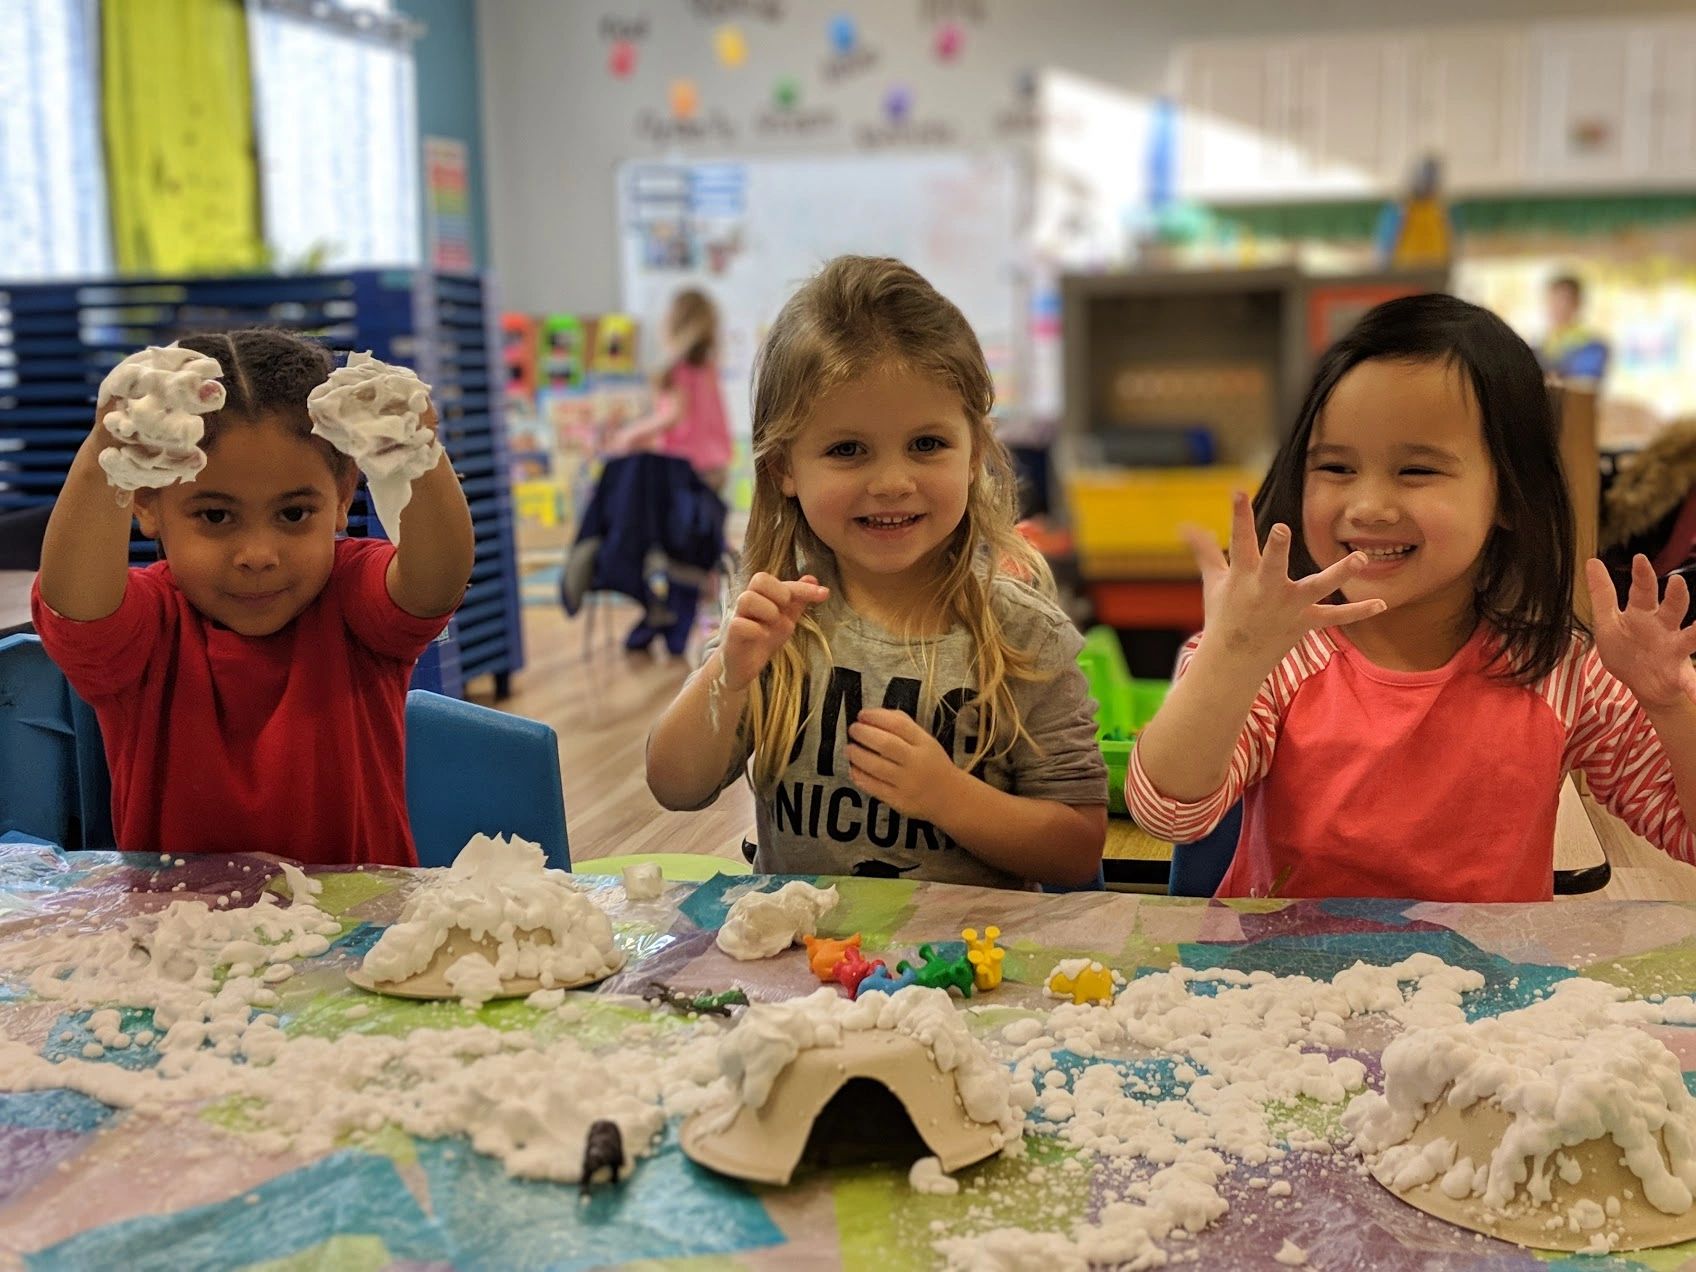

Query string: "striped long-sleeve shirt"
[[1126, 626, 1696, 901]]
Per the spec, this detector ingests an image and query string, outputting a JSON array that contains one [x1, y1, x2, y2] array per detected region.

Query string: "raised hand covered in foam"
[[306, 352, 444, 545], [96, 345, 226, 496]]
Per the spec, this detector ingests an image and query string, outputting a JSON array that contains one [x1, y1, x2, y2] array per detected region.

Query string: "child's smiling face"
[[135, 415, 356, 636], [779, 365, 975, 609], [1301, 358, 1501, 629]]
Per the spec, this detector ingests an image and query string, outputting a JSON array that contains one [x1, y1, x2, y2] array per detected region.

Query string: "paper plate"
[[1372, 1092, 1696, 1253], [680, 1029, 1006, 1186], [346, 926, 626, 1001]]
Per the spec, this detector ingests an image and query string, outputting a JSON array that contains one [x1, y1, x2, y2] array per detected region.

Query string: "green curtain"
[[103, 0, 264, 274]]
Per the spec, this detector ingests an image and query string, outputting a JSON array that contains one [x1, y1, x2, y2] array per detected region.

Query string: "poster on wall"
[[616, 150, 1021, 443], [424, 136, 473, 273]]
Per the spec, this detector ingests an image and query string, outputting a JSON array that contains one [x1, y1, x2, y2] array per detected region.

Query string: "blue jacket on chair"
[[561, 454, 726, 623]]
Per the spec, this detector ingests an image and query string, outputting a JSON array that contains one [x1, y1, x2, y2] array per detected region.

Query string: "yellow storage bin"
[[1068, 467, 1263, 558]]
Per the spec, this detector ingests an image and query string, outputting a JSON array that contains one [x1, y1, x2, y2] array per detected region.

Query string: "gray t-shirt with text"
[[703, 580, 1108, 888]]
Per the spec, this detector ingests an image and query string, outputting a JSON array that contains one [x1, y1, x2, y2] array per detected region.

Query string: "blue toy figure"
[[856, 963, 918, 997]]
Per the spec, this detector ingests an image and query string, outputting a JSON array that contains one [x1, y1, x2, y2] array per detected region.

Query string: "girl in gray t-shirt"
[[647, 256, 1108, 888]]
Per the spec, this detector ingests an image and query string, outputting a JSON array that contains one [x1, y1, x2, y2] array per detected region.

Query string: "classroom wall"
[[475, 0, 1696, 315], [398, 0, 489, 269]]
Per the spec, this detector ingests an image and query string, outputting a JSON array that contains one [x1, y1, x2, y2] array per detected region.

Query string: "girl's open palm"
[[1183, 493, 1386, 673], [1587, 555, 1696, 711]]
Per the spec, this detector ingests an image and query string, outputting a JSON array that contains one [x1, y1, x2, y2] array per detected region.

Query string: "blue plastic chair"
[[1167, 804, 1242, 898], [0, 634, 113, 850], [404, 690, 571, 871], [1042, 863, 1107, 894]]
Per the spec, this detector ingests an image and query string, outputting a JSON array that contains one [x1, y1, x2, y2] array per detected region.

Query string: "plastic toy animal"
[[641, 982, 748, 1017], [856, 962, 919, 997], [802, 933, 862, 981], [962, 926, 1005, 991], [909, 943, 974, 997], [581, 1119, 624, 1194], [1046, 960, 1117, 1006], [832, 946, 886, 996]]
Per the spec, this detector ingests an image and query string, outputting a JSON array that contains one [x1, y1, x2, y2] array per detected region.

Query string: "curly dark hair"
[[175, 328, 353, 479]]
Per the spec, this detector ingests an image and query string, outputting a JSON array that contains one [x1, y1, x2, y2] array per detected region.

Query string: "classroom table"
[[2, 843, 1694, 1270], [0, 572, 33, 634]]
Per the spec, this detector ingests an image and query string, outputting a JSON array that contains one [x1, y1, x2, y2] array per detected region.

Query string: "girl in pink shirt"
[[1128, 294, 1696, 901], [611, 289, 733, 655], [613, 288, 732, 488]]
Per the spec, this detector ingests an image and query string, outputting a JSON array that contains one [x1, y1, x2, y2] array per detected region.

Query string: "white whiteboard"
[[616, 151, 1023, 441]]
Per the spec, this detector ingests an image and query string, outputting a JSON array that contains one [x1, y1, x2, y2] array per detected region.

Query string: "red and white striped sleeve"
[[1556, 642, 1696, 865], [1125, 632, 1331, 843]]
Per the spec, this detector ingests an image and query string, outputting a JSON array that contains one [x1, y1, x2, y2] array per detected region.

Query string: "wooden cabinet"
[[1647, 20, 1696, 177], [1286, 37, 1409, 195], [1172, 44, 1286, 200], [1173, 17, 1696, 200], [1405, 29, 1528, 193], [1527, 23, 1647, 186]]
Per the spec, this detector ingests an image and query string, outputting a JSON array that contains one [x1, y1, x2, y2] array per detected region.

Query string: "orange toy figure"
[[1046, 959, 1117, 1006], [962, 926, 1005, 991], [833, 946, 886, 997], [803, 933, 862, 981]]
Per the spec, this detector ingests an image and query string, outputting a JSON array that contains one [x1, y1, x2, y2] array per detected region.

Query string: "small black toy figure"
[[580, 1119, 624, 1195]]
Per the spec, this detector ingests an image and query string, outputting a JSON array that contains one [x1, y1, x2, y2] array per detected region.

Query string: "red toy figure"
[[832, 946, 886, 996]]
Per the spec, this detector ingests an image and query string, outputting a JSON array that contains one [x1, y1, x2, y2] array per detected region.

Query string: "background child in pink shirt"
[[1129, 294, 1696, 901], [612, 288, 732, 489], [608, 288, 732, 656]]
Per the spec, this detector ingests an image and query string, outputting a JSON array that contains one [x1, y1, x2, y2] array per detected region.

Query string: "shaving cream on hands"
[[96, 345, 226, 497], [306, 352, 445, 544]]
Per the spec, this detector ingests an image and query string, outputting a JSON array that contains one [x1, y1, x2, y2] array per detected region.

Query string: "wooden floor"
[[483, 601, 1696, 901], [471, 600, 752, 866]]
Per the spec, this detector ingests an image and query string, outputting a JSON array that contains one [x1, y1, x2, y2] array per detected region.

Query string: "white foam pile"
[[360, 833, 623, 1006], [715, 880, 838, 960], [306, 351, 444, 544], [96, 345, 225, 493]]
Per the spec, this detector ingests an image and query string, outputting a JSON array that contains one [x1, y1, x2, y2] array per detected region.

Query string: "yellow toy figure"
[[962, 926, 1005, 991], [802, 933, 862, 981], [1045, 958, 1117, 1006], [1377, 155, 1453, 270]]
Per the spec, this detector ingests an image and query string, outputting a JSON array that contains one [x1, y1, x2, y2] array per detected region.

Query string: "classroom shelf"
[[0, 270, 524, 700]]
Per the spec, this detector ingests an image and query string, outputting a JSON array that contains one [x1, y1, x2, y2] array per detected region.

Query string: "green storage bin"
[[1077, 626, 1170, 817]]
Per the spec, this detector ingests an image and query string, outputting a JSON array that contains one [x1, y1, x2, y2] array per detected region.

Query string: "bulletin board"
[[615, 151, 1024, 443]]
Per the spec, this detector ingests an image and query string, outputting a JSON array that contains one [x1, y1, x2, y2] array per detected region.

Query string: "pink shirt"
[[657, 362, 732, 476], [1126, 627, 1696, 901]]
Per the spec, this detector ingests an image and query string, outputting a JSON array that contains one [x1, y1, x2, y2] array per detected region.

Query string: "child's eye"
[[196, 509, 231, 526], [911, 435, 948, 454], [1400, 467, 1440, 478], [825, 441, 864, 459], [1309, 462, 1352, 475], [279, 506, 314, 525]]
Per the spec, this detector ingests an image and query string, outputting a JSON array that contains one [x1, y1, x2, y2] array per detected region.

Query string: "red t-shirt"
[[31, 538, 451, 865]]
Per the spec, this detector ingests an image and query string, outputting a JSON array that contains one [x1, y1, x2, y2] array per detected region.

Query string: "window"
[[0, 0, 110, 280], [248, 0, 421, 269]]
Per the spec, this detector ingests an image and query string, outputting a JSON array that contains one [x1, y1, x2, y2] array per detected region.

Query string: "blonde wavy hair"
[[664, 289, 718, 372], [742, 255, 1054, 791]]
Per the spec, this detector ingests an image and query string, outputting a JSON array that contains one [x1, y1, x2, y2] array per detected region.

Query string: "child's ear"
[[334, 468, 358, 533], [133, 490, 161, 540], [776, 456, 797, 499]]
